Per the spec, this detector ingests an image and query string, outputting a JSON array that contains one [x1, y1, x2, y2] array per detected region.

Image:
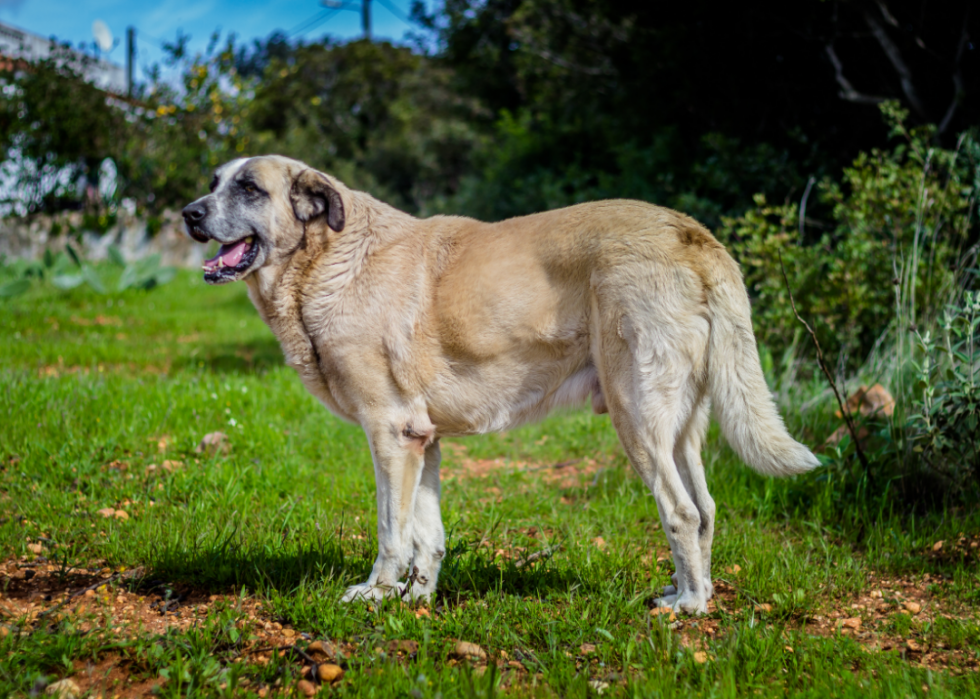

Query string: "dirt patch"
[[441, 442, 606, 492]]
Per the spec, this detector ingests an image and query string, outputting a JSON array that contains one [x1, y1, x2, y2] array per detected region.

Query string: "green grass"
[[1, 269, 979, 697]]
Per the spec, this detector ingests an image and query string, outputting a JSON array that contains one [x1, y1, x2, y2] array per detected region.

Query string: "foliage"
[[0, 47, 124, 213], [719, 104, 979, 366], [0, 245, 175, 298], [909, 291, 980, 493]]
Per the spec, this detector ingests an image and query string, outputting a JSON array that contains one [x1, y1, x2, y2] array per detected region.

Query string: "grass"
[[1, 268, 979, 697]]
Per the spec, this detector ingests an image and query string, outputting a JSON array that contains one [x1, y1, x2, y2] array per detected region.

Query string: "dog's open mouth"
[[202, 236, 259, 283]]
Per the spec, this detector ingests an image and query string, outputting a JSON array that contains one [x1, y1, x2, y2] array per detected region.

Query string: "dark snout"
[[182, 201, 210, 243]]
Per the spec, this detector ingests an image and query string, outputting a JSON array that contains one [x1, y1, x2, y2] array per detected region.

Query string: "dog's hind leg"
[[597, 334, 708, 614], [661, 398, 714, 602]]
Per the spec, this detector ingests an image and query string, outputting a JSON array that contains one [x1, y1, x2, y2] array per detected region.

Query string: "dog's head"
[[182, 155, 346, 284]]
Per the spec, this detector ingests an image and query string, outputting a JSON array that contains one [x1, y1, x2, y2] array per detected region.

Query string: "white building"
[[0, 20, 126, 93]]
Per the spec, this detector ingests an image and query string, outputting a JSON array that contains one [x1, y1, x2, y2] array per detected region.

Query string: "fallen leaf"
[[96, 508, 115, 518], [754, 603, 772, 613], [414, 607, 430, 619], [906, 638, 923, 652], [693, 651, 708, 663], [580, 642, 597, 654], [27, 543, 43, 554], [724, 564, 742, 574], [842, 617, 862, 630], [113, 509, 129, 520], [932, 541, 943, 552], [650, 606, 677, 622], [387, 639, 419, 654]]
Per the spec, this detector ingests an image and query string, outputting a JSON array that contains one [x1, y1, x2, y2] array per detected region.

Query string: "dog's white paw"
[[662, 576, 713, 601], [340, 580, 434, 603], [655, 591, 707, 615], [341, 582, 399, 603], [654, 593, 678, 608]]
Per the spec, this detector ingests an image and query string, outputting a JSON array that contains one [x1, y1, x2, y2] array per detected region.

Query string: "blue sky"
[[0, 0, 427, 81]]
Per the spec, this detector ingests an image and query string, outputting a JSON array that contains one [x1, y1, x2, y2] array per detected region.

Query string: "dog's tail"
[[704, 248, 819, 477]]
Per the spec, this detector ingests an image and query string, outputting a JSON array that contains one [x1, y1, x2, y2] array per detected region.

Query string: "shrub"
[[908, 291, 980, 494], [719, 104, 978, 366]]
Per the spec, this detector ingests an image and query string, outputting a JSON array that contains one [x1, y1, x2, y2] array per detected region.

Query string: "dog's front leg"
[[341, 417, 433, 603]]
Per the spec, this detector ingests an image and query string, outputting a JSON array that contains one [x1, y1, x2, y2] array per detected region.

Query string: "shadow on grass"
[[144, 536, 582, 601], [171, 337, 285, 375]]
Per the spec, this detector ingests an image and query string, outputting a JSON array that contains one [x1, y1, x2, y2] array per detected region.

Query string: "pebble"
[[317, 664, 344, 683], [904, 601, 922, 615], [842, 617, 862, 630], [283, 628, 296, 638], [453, 640, 487, 660], [692, 651, 708, 663], [45, 679, 80, 699], [297, 679, 318, 696]]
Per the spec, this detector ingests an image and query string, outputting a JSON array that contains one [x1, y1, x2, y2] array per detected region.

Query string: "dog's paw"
[[655, 592, 708, 616], [340, 582, 399, 603], [653, 593, 678, 609]]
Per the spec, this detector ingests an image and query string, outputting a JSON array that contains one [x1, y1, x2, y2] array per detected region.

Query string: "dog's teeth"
[[217, 259, 224, 268]]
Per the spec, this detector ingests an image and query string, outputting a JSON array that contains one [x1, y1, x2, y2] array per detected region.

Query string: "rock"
[[45, 679, 80, 699], [650, 606, 677, 622], [297, 679, 318, 696], [196, 432, 230, 456], [842, 617, 862, 630], [904, 601, 922, 615], [283, 628, 295, 638], [906, 638, 923, 652], [452, 640, 487, 660], [317, 664, 344, 683]]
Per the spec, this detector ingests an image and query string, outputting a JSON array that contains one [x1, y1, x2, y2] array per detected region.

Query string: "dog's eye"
[[209, 176, 219, 192], [244, 184, 255, 193]]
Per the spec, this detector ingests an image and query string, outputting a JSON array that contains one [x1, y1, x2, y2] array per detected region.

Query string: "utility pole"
[[126, 27, 135, 96], [362, 0, 371, 39]]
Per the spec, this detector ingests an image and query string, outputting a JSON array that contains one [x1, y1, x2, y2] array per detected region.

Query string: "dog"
[[182, 155, 819, 614]]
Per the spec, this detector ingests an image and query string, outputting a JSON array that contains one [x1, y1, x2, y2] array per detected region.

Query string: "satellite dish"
[[92, 20, 114, 53]]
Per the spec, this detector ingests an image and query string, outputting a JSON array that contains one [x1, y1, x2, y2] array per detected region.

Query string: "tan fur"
[[183, 155, 819, 612]]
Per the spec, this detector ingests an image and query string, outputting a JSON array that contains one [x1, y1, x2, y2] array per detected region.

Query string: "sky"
[[0, 0, 428, 82]]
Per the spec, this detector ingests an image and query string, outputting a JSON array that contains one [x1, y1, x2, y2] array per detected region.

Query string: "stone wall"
[[0, 210, 205, 268]]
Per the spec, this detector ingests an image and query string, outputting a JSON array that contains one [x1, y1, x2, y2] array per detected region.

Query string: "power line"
[[288, 9, 339, 38], [375, 0, 415, 25]]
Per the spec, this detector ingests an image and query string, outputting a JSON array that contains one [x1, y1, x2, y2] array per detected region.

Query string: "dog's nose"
[[182, 202, 207, 224]]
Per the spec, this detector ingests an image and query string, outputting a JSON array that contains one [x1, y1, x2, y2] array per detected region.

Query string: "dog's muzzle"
[[182, 202, 210, 243]]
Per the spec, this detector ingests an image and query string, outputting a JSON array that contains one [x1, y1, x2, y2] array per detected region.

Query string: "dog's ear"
[[290, 169, 346, 232]]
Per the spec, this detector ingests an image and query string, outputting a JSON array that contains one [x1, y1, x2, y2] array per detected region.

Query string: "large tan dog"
[[182, 155, 818, 614]]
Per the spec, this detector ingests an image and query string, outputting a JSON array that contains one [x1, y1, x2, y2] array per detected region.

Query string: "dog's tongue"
[[204, 239, 248, 271]]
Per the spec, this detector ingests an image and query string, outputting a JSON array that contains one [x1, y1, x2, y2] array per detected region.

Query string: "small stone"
[[904, 602, 922, 615], [27, 543, 43, 554], [842, 617, 862, 630], [45, 679, 80, 699], [692, 651, 708, 663], [906, 638, 923, 652], [650, 606, 677, 622], [580, 642, 596, 654], [317, 664, 344, 683], [84, 589, 96, 598], [452, 640, 487, 660], [282, 628, 296, 638], [297, 679, 317, 696]]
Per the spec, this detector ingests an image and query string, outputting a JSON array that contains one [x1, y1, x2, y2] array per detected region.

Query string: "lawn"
[[1, 270, 978, 698]]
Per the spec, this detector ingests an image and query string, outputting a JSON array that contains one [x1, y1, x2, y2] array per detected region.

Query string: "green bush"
[[719, 104, 977, 366], [908, 291, 980, 494]]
